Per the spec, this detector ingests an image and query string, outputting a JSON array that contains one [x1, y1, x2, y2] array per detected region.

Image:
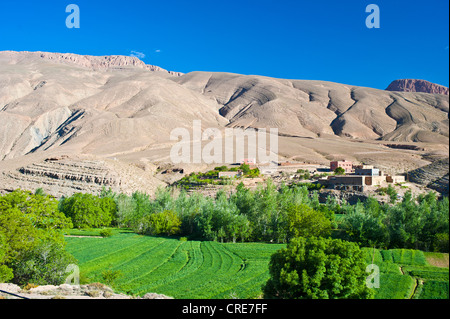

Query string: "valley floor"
[[64, 231, 449, 299]]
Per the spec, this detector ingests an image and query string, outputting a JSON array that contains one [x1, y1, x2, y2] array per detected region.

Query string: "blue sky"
[[0, 0, 448, 89]]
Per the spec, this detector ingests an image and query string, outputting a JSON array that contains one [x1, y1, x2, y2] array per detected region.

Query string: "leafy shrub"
[[0, 190, 74, 286], [99, 229, 113, 238], [433, 233, 449, 253], [101, 269, 123, 287], [145, 210, 181, 236], [11, 241, 77, 286], [23, 283, 39, 291], [263, 237, 373, 299]]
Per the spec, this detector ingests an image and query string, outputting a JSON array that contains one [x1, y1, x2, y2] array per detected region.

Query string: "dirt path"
[[64, 235, 103, 238]]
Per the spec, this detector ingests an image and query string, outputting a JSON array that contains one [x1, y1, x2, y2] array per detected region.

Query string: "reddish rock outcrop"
[[386, 79, 449, 95], [0, 50, 183, 76]]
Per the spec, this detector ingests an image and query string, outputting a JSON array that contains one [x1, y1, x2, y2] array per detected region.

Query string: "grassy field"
[[362, 248, 449, 299], [65, 232, 449, 299], [65, 232, 283, 299]]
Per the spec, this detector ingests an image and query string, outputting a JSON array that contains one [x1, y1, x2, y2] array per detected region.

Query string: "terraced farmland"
[[65, 233, 449, 299], [362, 248, 449, 299], [65, 233, 284, 299]]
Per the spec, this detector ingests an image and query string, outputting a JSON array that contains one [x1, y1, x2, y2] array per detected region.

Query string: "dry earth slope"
[[0, 51, 448, 196]]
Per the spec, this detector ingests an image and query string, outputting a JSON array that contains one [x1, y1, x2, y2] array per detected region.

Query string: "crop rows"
[[361, 247, 448, 299], [65, 235, 447, 299], [65, 234, 284, 299], [415, 281, 449, 299]]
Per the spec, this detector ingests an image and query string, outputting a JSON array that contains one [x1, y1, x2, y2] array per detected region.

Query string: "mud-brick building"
[[330, 160, 353, 173]]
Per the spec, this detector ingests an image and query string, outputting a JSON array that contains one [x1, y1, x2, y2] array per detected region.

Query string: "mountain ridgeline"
[[0, 51, 448, 197]]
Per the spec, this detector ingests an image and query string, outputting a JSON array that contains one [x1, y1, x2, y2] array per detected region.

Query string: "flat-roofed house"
[[355, 167, 380, 176], [326, 175, 366, 191], [330, 160, 353, 173], [241, 158, 256, 165]]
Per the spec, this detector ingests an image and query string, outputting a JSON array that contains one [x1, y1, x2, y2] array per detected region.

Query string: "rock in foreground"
[[0, 283, 173, 299]]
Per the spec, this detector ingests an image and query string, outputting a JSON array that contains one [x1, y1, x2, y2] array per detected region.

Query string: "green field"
[[65, 232, 284, 299], [362, 248, 449, 299], [65, 233, 449, 299]]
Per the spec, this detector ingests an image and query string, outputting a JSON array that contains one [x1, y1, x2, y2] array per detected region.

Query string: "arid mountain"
[[386, 79, 449, 95], [0, 51, 184, 76], [176, 72, 449, 143], [0, 51, 448, 196]]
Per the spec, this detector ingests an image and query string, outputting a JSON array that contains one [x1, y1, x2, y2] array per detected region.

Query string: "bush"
[[145, 210, 181, 236], [99, 229, 113, 238], [11, 241, 77, 286], [0, 190, 74, 286], [433, 233, 449, 253], [386, 185, 398, 204], [0, 233, 13, 283], [263, 237, 373, 299], [101, 269, 123, 287]]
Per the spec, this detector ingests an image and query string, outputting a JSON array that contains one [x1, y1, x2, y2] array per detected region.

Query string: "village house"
[[323, 163, 407, 191], [330, 160, 353, 173]]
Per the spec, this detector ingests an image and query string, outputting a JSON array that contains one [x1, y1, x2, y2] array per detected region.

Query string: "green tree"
[[11, 241, 77, 286], [59, 193, 113, 228], [114, 193, 137, 228], [0, 190, 74, 286], [240, 163, 251, 175], [34, 188, 47, 196], [386, 185, 398, 204], [146, 210, 181, 236], [0, 233, 13, 283], [263, 237, 373, 299], [285, 204, 331, 241], [340, 207, 389, 248], [334, 167, 346, 175]]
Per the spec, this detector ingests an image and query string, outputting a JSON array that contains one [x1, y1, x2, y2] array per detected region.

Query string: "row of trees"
[[55, 180, 448, 252], [106, 181, 335, 243], [338, 191, 449, 252]]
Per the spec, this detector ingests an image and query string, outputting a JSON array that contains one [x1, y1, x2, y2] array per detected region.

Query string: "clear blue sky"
[[0, 0, 448, 89]]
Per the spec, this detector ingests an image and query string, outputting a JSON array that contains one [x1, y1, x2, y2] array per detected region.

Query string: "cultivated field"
[[65, 232, 449, 299], [362, 248, 449, 299], [65, 232, 283, 299]]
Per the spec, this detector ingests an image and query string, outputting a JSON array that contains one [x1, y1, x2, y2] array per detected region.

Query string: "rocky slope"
[[0, 51, 183, 76], [0, 155, 166, 197], [407, 157, 449, 195], [176, 72, 449, 143], [386, 79, 449, 95], [0, 51, 448, 197]]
